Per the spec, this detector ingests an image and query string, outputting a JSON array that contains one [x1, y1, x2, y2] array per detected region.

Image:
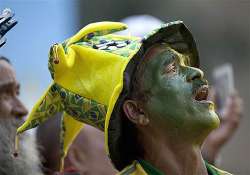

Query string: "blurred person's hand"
[[0, 8, 17, 47], [202, 88, 243, 164]]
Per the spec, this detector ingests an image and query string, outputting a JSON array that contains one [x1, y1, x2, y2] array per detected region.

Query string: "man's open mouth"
[[193, 85, 209, 101]]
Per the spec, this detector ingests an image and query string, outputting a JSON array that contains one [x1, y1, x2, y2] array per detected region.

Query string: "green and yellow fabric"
[[16, 21, 200, 171], [118, 160, 232, 175]]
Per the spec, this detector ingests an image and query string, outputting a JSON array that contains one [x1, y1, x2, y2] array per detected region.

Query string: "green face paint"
[[140, 44, 219, 138]]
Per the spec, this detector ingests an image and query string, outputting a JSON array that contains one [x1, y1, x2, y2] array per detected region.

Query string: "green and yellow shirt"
[[119, 159, 232, 175]]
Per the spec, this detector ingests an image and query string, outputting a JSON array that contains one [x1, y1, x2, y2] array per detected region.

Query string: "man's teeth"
[[194, 85, 208, 101]]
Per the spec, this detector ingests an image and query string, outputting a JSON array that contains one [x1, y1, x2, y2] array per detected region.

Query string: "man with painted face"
[[117, 43, 222, 175], [121, 15, 243, 166], [17, 21, 232, 175], [108, 24, 231, 175]]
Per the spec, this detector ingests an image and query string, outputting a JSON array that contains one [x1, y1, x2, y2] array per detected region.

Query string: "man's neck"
[[139, 127, 208, 175]]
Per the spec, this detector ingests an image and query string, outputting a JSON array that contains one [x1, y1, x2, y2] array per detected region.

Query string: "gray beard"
[[0, 117, 43, 175]]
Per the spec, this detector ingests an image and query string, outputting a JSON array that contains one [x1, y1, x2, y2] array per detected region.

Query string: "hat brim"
[[107, 21, 200, 170]]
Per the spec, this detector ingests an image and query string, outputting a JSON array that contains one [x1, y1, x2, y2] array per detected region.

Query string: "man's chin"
[[200, 110, 220, 132], [189, 109, 220, 137]]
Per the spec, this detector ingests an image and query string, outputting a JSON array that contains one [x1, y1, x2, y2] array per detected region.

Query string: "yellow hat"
[[16, 21, 199, 170]]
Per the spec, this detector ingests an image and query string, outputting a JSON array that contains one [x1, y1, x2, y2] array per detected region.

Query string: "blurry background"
[[0, 0, 249, 174]]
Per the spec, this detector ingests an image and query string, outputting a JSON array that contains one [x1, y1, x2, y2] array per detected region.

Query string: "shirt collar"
[[138, 159, 165, 175], [139, 159, 220, 175]]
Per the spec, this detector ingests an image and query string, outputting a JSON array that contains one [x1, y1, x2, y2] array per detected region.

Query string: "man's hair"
[[0, 55, 11, 64]]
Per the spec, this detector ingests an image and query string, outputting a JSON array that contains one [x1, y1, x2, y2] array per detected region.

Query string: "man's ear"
[[123, 100, 149, 126]]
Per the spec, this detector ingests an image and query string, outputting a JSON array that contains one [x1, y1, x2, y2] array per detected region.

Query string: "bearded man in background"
[[0, 56, 43, 175]]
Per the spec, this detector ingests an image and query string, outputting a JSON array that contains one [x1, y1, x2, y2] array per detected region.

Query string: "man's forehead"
[[143, 43, 173, 61], [143, 43, 191, 66], [0, 60, 17, 87]]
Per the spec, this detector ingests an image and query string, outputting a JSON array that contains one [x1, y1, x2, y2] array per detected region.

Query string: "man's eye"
[[164, 62, 177, 74]]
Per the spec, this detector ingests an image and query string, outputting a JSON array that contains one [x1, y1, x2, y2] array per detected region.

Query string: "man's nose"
[[185, 66, 204, 82], [12, 98, 28, 118]]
